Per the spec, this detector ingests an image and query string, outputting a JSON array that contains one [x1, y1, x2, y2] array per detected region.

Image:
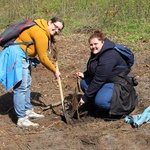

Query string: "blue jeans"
[[13, 59, 32, 118], [81, 77, 114, 110]]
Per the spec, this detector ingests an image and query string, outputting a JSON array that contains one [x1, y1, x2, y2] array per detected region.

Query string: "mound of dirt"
[[0, 34, 149, 150]]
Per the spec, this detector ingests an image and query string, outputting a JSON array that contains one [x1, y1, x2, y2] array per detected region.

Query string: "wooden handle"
[[56, 61, 65, 111]]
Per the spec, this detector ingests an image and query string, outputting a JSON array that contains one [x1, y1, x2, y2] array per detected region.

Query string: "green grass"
[[0, 0, 149, 50]]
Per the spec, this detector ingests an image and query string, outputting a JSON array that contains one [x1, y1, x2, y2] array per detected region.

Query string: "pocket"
[[22, 59, 30, 69]]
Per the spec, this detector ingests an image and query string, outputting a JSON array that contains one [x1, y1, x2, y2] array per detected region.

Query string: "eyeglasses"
[[53, 23, 61, 32]]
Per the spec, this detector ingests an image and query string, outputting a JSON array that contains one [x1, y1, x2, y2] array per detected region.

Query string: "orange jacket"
[[16, 19, 56, 72]]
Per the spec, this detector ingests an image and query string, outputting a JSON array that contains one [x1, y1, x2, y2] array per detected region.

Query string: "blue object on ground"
[[125, 106, 150, 128]]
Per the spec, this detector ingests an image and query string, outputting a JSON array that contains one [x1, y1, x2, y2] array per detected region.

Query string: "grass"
[[0, 0, 149, 50]]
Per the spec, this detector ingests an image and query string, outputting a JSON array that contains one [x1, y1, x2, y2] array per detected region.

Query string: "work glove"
[[30, 58, 40, 67]]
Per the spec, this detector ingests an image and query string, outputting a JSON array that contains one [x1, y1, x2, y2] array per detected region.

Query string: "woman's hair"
[[50, 17, 65, 44], [51, 17, 65, 29], [50, 17, 65, 60], [88, 30, 106, 43]]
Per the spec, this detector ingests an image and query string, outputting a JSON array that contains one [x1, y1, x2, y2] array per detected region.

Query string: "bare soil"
[[0, 34, 149, 150]]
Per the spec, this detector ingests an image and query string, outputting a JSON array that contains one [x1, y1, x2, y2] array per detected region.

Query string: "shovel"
[[56, 60, 70, 124]]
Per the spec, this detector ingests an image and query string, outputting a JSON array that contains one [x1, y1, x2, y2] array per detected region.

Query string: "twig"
[[42, 101, 63, 111]]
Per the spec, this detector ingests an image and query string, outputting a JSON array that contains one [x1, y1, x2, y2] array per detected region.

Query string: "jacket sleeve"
[[16, 24, 56, 73], [82, 50, 120, 102], [34, 35, 56, 72]]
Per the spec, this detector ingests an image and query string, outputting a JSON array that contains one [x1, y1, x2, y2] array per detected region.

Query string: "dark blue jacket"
[[82, 38, 130, 101]]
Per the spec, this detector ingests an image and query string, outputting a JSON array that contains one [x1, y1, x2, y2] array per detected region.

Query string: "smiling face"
[[48, 21, 63, 36], [89, 38, 104, 54]]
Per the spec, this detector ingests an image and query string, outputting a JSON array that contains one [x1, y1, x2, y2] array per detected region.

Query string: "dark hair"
[[51, 17, 65, 29], [88, 30, 106, 43], [49, 17, 64, 60], [50, 17, 64, 44]]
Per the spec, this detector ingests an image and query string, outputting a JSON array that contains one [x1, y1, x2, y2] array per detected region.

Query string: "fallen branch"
[[42, 100, 68, 111], [42, 101, 61, 111]]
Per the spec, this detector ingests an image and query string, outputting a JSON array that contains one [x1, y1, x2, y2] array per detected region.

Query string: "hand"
[[76, 72, 84, 79], [30, 58, 40, 67], [54, 70, 61, 79], [78, 98, 85, 107]]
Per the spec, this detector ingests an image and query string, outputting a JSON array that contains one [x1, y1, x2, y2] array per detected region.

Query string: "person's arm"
[[82, 50, 119, 102], [34, 35, 56, 73], [83, 70, 90, 78]]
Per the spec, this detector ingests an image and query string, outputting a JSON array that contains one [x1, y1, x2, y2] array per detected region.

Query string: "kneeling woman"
[[76, 30, 138, 116]]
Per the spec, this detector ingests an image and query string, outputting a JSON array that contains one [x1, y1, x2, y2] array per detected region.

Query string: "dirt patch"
[[0, 34, 150, 150]]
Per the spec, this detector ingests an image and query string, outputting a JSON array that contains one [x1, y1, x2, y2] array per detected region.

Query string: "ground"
[[0, 34, 149, 150]]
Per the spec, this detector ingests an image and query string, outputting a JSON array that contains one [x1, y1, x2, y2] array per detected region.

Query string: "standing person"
[[76, 30, 138, 117], [0, 17, 64, 127]]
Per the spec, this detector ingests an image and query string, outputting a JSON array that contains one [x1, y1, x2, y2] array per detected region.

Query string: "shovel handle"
[[56, 61, 65, 111]]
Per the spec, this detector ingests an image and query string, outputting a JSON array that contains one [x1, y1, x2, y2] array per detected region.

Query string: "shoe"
[[26, 109, 45, 119], [17, 116, 39, 127]]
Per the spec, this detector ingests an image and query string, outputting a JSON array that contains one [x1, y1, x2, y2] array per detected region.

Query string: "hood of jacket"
[[34, 19, 50, 39], [101, 38, 115, 53]]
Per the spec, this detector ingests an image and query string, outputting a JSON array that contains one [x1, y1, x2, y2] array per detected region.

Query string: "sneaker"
[[17, 116, 39, 127], [26, 109, 45, 119]]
